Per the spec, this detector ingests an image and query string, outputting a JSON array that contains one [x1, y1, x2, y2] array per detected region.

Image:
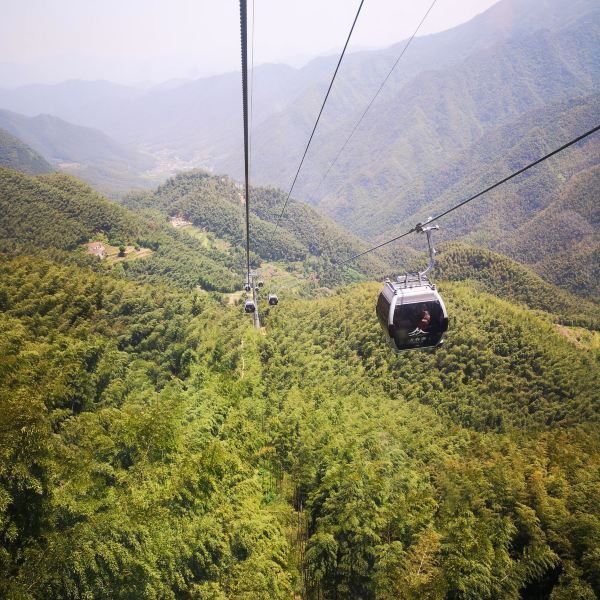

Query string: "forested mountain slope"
[[0, 168, 245, 291], [496, 164, 599, 299], [374, 95, 599, 299], [0, 168, 141, 250], [124, 170, 393, 280], [435, 244, 600, 329], [0, 249, 598, 598], [0, 167, 391, 294], [360, 95, 598, 238], [0, 128, 53, 174]]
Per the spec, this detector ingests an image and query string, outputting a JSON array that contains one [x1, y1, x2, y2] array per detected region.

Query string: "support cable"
[[240, 0, 261, 329], [275, 0, 366, 227], [339, 124, 600, 265], [314, 0, 437, 195], [249, 0, 255, 179], [239, 0, 252, 285]]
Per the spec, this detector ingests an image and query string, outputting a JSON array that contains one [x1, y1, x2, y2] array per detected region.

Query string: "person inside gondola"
[[415, 309, 431, 332]]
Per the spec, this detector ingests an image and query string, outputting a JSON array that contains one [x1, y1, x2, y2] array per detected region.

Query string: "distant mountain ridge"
[[0, 109, 157, 195], [1, 0, 596, 161]]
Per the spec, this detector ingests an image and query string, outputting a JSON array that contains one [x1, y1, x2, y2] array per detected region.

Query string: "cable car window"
[[376, 292, 390, 329], [392, 301, 447, 350]]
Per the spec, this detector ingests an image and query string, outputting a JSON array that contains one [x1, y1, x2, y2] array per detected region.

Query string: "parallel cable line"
[[249, 0, 255, 178], [339, 124, 600, 265], [239, 0, 252, 284], [314, 0, 438, 196], [275, 0, 366, 227]]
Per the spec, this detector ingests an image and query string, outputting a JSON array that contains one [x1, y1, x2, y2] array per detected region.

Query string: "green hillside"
[[0, 168, 140, 251], [0, 0, 595, 299], [124, 170, 392, 283], [0, 163, 598, 597], [0, 166, 393, 295], [435, 244, 600, 329], [0, 168, 245, 292], [225, 4, 598, 301], [125, 171, 308, 262], [0, 249, 598, 598], [0, 128, 53, 175]]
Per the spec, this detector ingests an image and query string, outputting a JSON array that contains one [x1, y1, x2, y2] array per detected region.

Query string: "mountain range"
[[0, 0, 597, 300], [0, 109, 158, 194], [1, 1, 599, 596]]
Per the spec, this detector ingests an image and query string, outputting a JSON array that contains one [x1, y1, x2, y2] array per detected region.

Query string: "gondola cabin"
[[244, 299, 256, 313], [268, 294, 279, 306], [376, 274, 448, 352]]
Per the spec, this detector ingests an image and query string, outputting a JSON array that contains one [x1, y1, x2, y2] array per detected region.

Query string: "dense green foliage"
[[260, 282, 599, 597], [0, 165, 391, 296], [0, 128, 53, 175], [0, 255, 292, 598], [0, 243, 598, 597], [0, 168, 247, 292]]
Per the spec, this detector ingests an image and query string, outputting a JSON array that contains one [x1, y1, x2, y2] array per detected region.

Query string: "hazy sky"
[[0, 0, 500, 87]]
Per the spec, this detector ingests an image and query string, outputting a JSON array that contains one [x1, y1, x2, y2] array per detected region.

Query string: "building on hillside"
[[170, 214, 193, 228], [86, 241, 106, 258]]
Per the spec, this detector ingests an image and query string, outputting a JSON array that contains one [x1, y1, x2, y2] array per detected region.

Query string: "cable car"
[[268, 293, 279, 306], [257, 279, 264, 288], [244, 299, 256, 313], [376, 275, 447, 351], [376, 222, 448, 352], [244, 283, 251, 293]]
